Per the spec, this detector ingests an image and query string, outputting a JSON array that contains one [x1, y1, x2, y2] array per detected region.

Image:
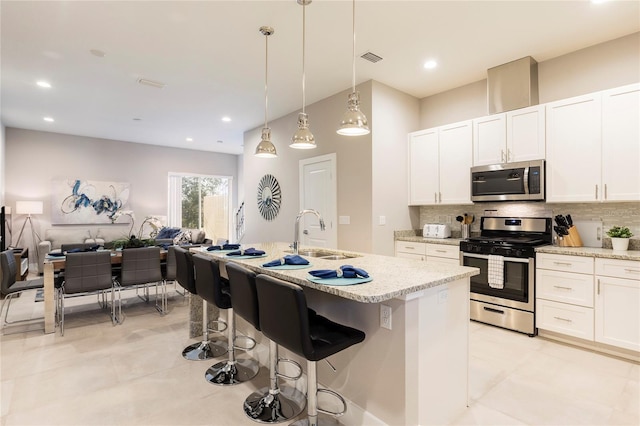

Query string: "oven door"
[[462, 252, 534, 312]]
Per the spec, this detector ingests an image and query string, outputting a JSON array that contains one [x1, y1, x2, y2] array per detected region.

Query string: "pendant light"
[[337, 0, 370, 136], [290, 0, 316, 149], [255, 26, 278, 158]]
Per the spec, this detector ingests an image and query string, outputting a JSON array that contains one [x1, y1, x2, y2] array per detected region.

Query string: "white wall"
[[0, 124, 5, 206], [419, 32, 640, 128], [371, 81, 420, 256], [242, 82, 374, 253], [4, 128, 239, 260]]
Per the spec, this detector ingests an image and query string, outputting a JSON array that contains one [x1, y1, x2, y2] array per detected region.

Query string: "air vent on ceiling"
[[360, 51, 383, 63], [137, 78, 166, 89]]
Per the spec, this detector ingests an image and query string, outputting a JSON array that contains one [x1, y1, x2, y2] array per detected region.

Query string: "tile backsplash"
[[418, 201, 640, 249]]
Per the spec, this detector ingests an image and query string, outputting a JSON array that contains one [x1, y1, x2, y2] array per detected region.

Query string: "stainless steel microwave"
[[470, 160, 545, 202]]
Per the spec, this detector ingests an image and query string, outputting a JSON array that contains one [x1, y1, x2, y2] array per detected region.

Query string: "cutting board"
[[574, 220, 603, 248]]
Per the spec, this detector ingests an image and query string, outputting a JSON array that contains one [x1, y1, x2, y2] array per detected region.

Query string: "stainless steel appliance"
[[471, 159, 545, 202], [460, 216, 552, 336]]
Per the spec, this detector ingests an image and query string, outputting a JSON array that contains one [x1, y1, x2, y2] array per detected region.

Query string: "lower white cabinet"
[[395, 241, 460, 264], [594, 258, 640, 352], [537, 253, 640, 353], [395, 241, 426, 261]]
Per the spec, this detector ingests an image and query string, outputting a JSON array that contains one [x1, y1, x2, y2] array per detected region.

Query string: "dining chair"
[[57, 251, 116, 336], [0, 250, 45, 332], [116, 246, 166, 321]]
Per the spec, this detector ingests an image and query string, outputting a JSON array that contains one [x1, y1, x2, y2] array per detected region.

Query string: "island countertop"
[[193, 242, 479, 303]]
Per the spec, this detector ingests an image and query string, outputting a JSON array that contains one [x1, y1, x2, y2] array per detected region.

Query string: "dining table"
[[42, 249, 167, 334]]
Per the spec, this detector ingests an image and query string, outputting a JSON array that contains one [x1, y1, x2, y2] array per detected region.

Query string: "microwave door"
[[472, 168, 526, 198]]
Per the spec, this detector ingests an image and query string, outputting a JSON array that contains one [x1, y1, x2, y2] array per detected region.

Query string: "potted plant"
[[606, 226, 633, 251]]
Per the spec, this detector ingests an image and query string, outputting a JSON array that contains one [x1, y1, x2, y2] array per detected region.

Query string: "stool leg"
[[205, 307, 259, 385], [182, 298, 227, 360], [290, 360, 340, 426], [242, 340, 306, 423]]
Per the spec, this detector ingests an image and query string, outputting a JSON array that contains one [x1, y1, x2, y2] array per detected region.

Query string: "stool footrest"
[[208, 319, 228, 333], [233, 334, 256, 351], [276, 357, 303, 381], [316, 388, 347, 417]]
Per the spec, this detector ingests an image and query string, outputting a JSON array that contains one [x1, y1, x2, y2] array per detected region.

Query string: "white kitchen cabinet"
[[407, 120, 472, 205], [426, 243, 460, 265], [546, 83, 640, 203], [601, 83, 640, 202], [473, 105, 545, 166], [594, 258, 640, 351], [546, 93, 602, 202], [408, 129, 439, 206], [395, 241, 426, 261]]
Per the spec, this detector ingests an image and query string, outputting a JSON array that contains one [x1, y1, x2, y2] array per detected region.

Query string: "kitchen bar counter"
[[536, 245, 640, 261], [194, 242, 479, 426]]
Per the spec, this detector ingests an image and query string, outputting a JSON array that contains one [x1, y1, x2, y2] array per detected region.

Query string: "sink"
[[285, 249, 360, 260]]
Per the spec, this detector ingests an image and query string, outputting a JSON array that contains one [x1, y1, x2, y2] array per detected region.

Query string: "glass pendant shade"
[[337, 91, 370, 136], [290, 113, 316, 149], [255, 127, 277, 158]]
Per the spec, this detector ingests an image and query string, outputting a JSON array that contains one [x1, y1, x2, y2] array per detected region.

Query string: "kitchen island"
[[194, 242, 479, 426]]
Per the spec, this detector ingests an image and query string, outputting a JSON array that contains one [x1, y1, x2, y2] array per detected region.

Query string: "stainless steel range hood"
[[487, 56, 539, 114]]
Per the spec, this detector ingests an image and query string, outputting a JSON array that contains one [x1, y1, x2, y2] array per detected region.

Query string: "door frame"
[[299, 153, 338, 248]]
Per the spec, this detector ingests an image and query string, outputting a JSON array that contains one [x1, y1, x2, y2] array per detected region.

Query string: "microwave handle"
[[462, 252, 531, 264], [523, 165, 530, 195]]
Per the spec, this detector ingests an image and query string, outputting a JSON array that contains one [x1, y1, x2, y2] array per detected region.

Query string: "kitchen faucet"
[[291, 209, 326, 254]]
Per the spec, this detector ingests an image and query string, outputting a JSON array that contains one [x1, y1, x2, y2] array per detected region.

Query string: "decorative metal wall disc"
[[257, 174, 281, 221]]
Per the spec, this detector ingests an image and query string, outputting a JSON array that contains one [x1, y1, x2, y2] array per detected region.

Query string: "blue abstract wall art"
[[51, 179, 130, 224]]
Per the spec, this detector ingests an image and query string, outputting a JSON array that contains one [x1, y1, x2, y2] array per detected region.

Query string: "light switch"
[[379, 216, 386, 226], [339, 216, 350, 225]]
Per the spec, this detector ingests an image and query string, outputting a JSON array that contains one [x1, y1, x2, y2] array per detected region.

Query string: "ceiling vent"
[[137, 78, 166, 89], [360, 51, 383, 63]]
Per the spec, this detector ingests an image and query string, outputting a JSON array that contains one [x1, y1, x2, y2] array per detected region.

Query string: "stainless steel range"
[[460, 217, 552, 336]]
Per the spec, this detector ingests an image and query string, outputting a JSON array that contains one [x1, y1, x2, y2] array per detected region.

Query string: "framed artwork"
[[51, 179, 131, 224], [257, 174, 281, 221]]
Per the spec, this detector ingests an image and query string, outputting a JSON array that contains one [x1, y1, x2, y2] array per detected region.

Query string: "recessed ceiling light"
[[90, 49, 106, 57], [37, 81, 51, 88], [423, 60, 438, 70], [186, 137, 193, 142], [222, 116, 231, 122], [43, 117, 54, 122]]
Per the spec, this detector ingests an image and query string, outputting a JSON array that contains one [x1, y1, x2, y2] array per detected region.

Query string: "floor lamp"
[[15, 201, 44, 264]]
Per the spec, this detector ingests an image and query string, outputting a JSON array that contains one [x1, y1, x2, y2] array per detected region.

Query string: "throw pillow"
[[173, 230, 192, 245], [157, 227, 182, 240]]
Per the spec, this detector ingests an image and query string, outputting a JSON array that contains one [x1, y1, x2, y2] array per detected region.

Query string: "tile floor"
[[1, 286, 638, 426]]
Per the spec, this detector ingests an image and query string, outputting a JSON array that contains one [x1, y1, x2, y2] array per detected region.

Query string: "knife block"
[[558, 226, 583, 247]]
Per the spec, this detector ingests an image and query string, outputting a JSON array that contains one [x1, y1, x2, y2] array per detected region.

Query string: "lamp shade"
[[15, 200, 43, 215]]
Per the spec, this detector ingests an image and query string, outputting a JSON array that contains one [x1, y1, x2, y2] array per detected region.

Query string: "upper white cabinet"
[[546, 83, 640, 203], [408, 121, 472, 205], [601, 83, 640, 202], [473, 105, 545, 166]]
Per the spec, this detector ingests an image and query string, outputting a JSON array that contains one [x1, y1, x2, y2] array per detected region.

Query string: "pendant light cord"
[[351, 0, 356, 92], [302, 2, 307, 114], [264, 32, 269, 128]]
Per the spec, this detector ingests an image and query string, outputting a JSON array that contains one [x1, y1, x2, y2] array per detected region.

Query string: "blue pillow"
[[156, 227, 182, 239]]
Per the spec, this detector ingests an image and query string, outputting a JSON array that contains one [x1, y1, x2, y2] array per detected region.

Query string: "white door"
[[595, 275, 640, 351], [507, 104, 546, 163], [439, 120, 473, 204], [473, 114, 505, 166], [408, 129, 439, 205], [299, 154, 337, 248]]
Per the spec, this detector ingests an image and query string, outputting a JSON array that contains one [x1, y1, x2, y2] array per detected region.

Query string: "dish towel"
[[226, 248, 265, 256], [309, 265, 369, 279], [262, 255, 309, 267], [207, 244, 241, 251], [488, 255, 504, 289]]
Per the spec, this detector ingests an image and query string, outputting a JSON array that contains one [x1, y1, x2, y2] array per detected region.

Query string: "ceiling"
[[2, 1, 639, 155]]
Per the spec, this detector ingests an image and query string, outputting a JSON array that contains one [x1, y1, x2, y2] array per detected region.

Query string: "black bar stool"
[[226, 262, 306, 423], [255, 275, 366, 426], [175, 247, 226, 360], [193, 254, 259, 385]]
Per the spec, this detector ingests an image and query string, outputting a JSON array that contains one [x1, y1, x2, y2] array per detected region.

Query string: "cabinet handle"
[[405, 246, 415, 250], [507, 149, 512, 162], [435, 193, 438, 203], [553, 261, 572, 266], [604, 184, 607, 200], [595, 184, 598, 200], [597, 278, 600, 295], [436, 249, 447, 253], [553, 316, 573, 323], [501, 149, 505, 163], [439, 192, 442, 203], [553, 285, 573, 290], [624, 268, 640, 273]]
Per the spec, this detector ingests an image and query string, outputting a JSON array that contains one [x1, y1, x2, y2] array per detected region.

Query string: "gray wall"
[[4, 128, 239, 261]]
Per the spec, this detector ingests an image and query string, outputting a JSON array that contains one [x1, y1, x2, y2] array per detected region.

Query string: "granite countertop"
[[536, 245, 640, 261], [193, 242, 479, 303], [394, 229, 463, 246]]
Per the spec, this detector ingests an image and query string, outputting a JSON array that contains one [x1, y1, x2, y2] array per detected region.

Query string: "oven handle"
[[462, 252, 531, 264]]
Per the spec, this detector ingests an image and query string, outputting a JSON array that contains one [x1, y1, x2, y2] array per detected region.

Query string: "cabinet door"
[[439, 121, 473, 204], [507, 105, 545, 163], [602, 83, 640, 202], [408, 129, 439, 205], [473, 114, 505, 166], [546, 94, 602, 202], [595, 275, 640, 351]]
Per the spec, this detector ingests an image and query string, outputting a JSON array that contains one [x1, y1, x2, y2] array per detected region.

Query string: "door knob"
[[303, 230, 309, 235]]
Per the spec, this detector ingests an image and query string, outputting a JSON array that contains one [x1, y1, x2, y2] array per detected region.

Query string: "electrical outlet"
[[380, 304, 392, 330]]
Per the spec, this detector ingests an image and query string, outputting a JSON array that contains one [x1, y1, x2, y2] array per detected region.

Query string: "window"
[[168, 173, 232, 243]]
